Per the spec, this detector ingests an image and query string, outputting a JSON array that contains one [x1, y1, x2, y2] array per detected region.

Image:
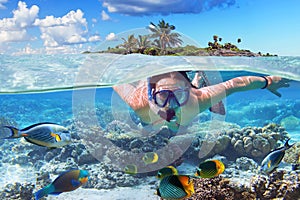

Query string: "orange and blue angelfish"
[[261, 139, 295, 174], [194, 159, 225, 178], [35, 169, 89, 200], [156, 175, 194, 200], [1, 122, 71, 148], [156, 166, 178, 179]]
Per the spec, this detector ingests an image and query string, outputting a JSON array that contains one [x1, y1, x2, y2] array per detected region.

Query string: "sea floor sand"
[[47, 184, 159, 200]]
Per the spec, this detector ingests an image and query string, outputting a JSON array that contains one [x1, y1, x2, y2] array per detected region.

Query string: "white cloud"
[[0, 1, 107, 54], [92, 18, 97, 23], [13, 1, 39, 27], [12, 44, 42, 55], [0, 29, 28, 43], [0, 1, 39, 42], [105, 32, 117, 41], [34, 9, 88, 47], [0, 0, 8, 9], [102, 0, 236, 15], [101, 10, 111, 21], [88, 35, 101, 42]]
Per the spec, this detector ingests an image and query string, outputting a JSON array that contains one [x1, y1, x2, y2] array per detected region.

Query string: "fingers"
[[270, 90, 282, 97], [283, 83, 290, 88]]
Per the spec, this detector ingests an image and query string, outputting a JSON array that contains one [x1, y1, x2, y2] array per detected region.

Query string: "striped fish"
[[195, 160, 225, 178], [2, 122, 71, 148], [156, 175, 194, 199]]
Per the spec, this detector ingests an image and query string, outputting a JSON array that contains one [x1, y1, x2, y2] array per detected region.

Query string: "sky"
[[0, 0, 299, 56]]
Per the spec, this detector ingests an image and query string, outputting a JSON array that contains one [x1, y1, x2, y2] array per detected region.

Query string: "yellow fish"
[[142, 152, 159, 164], [124, 164, 138, 175], [156, 166, 178, 179], [195, 159, 225, 178]]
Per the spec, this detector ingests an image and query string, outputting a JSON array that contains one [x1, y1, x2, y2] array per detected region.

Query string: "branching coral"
[[186, 176, 255, 200], [250, 170, 300, 199]]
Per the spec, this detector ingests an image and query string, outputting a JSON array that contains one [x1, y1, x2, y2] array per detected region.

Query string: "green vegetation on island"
[[83, 20, 277, 57]]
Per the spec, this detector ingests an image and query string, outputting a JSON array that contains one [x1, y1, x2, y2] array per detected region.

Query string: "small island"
[[83, 20, 277, 57]]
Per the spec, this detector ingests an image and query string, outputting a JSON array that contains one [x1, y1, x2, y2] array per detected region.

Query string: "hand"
[[267, 76, 290, 97]]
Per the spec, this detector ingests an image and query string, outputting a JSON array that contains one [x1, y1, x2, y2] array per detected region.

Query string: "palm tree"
[[148, 19, 182, 55], [119, 34, 138, 54], [137, 35, 151, 54], [213, 35, 219, 42]]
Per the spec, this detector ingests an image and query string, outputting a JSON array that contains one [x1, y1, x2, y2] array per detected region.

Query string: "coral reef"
[[186, 123, 289, 162], [235, 157, 258, 172], [0, 114, 297, 199], [185, 170, 300, 200], [186, 176, 255, 200], [283, 141, 300, 164], [251, 170, 300, 199], [0, 182, 35, 200]]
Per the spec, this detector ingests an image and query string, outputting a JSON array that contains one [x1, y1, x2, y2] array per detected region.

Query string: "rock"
[[236, 157, 258, 171], [213, 135, 230, 154], [280, 115, 300, 130], [251, 149, 263, 157], [269, 132, 281, 140], [267, 137, 277, 148], [0, 182, 35, 200], [129, 139, 144, 149], [244, 143, 253, 154], [234, 140, 245, 154], [78, 152, 99, 165]]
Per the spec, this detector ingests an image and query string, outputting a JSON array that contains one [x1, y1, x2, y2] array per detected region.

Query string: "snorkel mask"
[[148, 77, 190, 122]]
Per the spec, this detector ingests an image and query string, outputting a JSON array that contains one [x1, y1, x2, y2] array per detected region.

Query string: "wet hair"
[[147, 71, 197, 100]]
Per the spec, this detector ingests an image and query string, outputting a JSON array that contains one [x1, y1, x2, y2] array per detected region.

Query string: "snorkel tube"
[[147, 77, 154, 101]]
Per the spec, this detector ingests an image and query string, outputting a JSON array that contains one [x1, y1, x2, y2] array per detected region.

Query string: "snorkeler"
[[113, 71, 290, 131]]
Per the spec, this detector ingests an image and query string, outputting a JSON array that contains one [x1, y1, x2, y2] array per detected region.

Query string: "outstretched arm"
[[112, 81, 149, 111], [195, 76, 290, 108]]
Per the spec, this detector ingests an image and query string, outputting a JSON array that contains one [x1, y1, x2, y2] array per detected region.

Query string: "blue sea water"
[[0, 54, 300, 199]]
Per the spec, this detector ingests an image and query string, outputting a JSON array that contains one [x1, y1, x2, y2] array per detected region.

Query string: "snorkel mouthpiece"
[[158, 109, 176, 122]]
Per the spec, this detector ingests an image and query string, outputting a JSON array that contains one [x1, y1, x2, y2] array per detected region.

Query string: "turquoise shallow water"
[[0, 54, 299, 199]]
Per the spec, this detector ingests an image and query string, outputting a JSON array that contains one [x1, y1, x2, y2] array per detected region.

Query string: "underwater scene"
[[0, 54, 300, 200]]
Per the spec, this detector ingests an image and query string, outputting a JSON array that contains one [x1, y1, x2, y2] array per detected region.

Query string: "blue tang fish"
[[2, 122, 71, 148], [261, 139, 294, 174], [35, 169, 89, 200]]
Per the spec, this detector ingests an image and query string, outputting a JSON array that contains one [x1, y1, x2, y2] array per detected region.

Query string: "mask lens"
[[154, 90, 170, 107], [173, 89, 189, 105]]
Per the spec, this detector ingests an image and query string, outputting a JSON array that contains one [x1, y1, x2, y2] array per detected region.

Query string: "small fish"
[[142, 152, 159, 164], [194, 159, 225, 178], [2, 122, 71, 148], [156, 166, 178, 179], [35, 169, 89, 200], [261, 139, 295, 174], [124, 164, 138, 175], [156, 175, 194, 200]]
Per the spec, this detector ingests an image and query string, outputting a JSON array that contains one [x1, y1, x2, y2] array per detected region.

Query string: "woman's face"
[[155, 77, 186, 91], [153, 77, 190, 122]]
